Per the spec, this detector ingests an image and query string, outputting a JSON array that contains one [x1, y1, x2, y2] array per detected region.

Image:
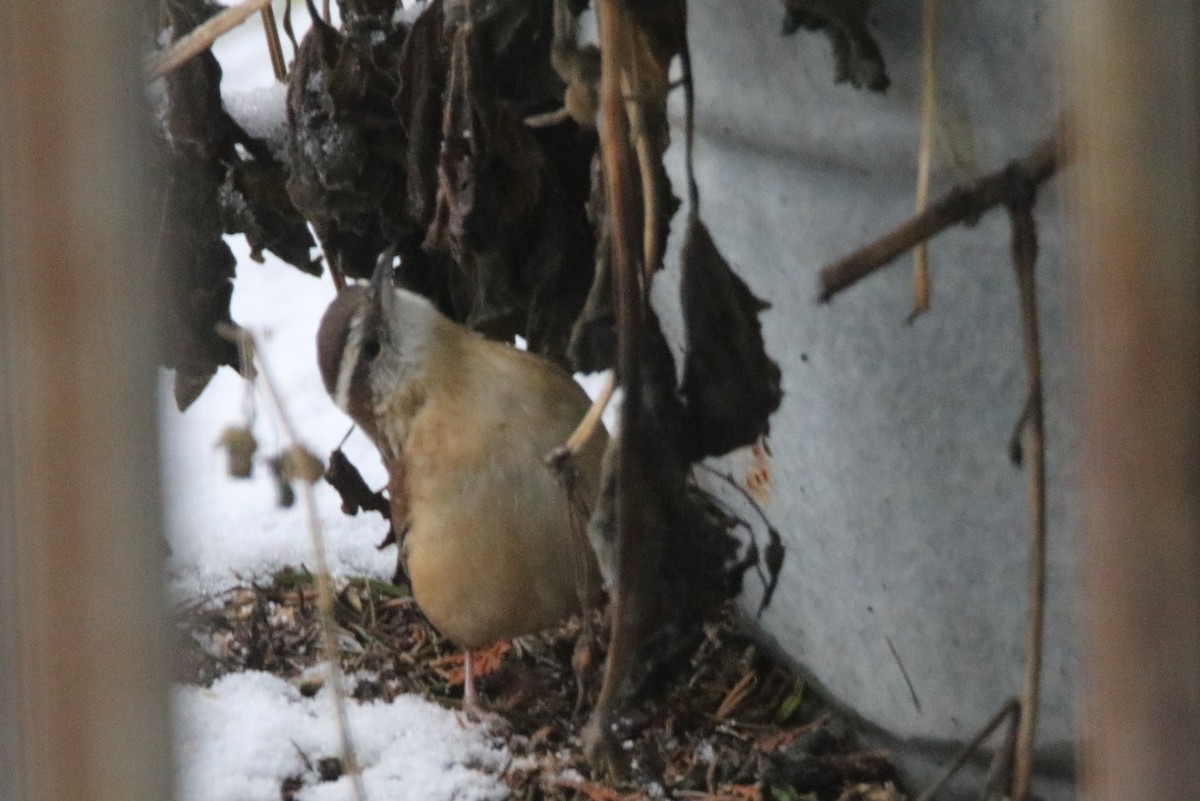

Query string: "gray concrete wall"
[[654, 2, 1077, 796]]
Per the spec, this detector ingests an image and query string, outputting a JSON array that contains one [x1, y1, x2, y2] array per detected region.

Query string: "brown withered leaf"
[[423, 19, 547, 250], [155, 0, 239, 409], [217, 425, 258, 479], [679, 213, 782, 460], [324, 448, 391, 520], [588, 318, 751, 702], [404, 2, 594, 362], [429, 640, 512, 686], [779, 0, 889, 92], [153, 0, 317, 409], [284, 0, 410, 279], [221, 158, 320, 274], [395, 0, 449, 227]]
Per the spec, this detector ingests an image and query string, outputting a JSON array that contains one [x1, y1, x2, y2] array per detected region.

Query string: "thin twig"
[[563, 370, 615, 457], [1007, 179, 1046, 801], [1007, 394, 1033, 466], [910, 0, 939, 321], [886, 635, 922, 712], [525, 107, 572, 128], [980, 706, 1019, 801], [221, 325, 368, 801], [281, 0, 299, 55], [916, 699, 1019, 801], [818, 134, 1062, 303], [306, 221, 345, 291], [261, 5, 287, 81], [147, 0, 272, 78]]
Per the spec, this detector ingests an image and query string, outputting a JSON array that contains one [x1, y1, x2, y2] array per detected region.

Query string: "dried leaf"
[[429, 640, 512, 686], [324, 448, 391, 518], [679, 213, 782, 460], [779, 0, 889, 92], [217, 425, 258, 478]]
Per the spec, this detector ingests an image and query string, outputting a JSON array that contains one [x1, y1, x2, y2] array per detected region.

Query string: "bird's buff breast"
[[400, 416, 594, 650]]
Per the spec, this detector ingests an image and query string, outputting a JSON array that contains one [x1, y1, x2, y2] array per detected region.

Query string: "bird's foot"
[[460, 649, 508, 731]]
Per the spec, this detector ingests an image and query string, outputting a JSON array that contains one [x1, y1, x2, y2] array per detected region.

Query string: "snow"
[[224, 82, 290, 152], [174, 672, 509, 801]]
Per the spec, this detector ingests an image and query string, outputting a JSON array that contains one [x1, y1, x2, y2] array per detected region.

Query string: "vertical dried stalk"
[[238, 330, 367, 801], [1007, 194, 1044, 801], [262, 5, 287, 81], [584, 0, 645, 774], [911, 0, 938, 320]]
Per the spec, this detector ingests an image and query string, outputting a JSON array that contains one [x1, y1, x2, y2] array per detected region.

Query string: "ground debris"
[[174, 571, 908, 801]]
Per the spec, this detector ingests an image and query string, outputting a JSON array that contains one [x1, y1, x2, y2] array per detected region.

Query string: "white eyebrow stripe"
[[334, 308, 367, 412]]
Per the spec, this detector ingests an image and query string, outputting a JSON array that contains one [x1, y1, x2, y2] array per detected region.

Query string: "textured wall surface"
[[654, 2, 1078, 796]]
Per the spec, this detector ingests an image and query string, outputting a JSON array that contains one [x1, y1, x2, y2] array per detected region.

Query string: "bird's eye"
[[362, 338, 381, 360]]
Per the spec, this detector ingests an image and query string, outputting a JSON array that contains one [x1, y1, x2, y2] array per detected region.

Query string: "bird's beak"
[[371, 246, 398, 319]]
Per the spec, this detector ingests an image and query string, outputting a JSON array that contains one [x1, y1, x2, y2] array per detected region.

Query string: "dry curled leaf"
[[324, 448, 391, 518], [679, 214, 783, 461], [429, 640, 512, 686], [779, 0, 889, 92], [217, 425, 258, 478], [283, 445, 325, 484]]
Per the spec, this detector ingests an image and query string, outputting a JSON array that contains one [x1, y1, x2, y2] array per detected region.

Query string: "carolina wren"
[[316, 258, 606, 709]]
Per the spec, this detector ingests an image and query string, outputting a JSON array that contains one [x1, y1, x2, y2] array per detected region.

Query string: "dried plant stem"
[[147, 0, 272, 78], [620, 73, 663, 279], [818, 133, 1061, 303], [1008, 191, 1046, 801], [910, 0, 939, 320], [584, 0, 644, 778], [820, 124, 1060, 801], [980, 708, 1019, 801], [261, 5, 287, 81], [563, 370, 615, 457], [306, 221, 345, 291], [915, 699, 1019, 801], [525, 107, 572, 127], [226, 326, 367, 801]]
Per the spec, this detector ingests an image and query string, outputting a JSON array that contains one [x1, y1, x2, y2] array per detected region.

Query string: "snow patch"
[[224, 83, 290, 152], [174, 672, 509, 801]]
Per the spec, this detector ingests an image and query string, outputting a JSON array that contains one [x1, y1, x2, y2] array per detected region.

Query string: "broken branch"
[[818, 133, 1062, 303]]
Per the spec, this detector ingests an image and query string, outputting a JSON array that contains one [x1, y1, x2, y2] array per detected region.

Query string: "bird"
[[316, 254, 607, 714]]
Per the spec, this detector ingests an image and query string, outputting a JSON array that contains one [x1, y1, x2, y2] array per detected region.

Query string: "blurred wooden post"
[[1067, 4, 1200, 801], [0, 2, 174, 801]]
